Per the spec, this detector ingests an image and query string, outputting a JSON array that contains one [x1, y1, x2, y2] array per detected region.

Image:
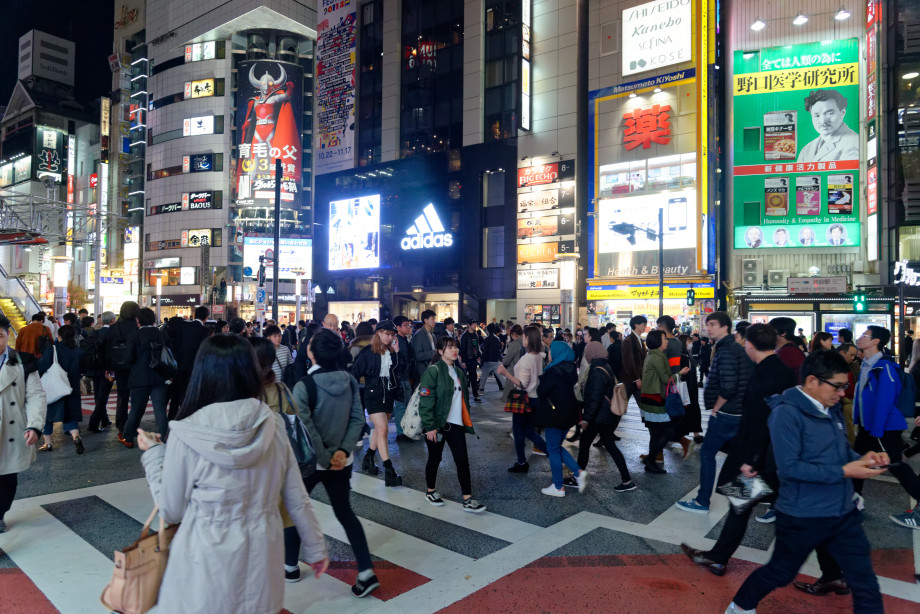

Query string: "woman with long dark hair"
[[808, 331, 834, 354], [351, 321, 402, 486], [498, 325, 548, 472], [417, 336, 486, 512], [136, 334, 327, 613], [37, 325, 83, 453]]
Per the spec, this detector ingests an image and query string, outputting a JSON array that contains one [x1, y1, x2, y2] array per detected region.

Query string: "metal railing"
[[0, 262, 41, 320]]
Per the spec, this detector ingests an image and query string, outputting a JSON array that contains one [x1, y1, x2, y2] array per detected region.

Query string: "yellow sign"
[[185, 79, 215, 99], [587, 286, 715, 300], [733, 63, 858, 96]]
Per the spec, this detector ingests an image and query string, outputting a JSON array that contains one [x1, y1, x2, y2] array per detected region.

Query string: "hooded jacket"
[[768, 387, 860, 518], [534, 360, 579, 430], [141, 398, 327, 614], [292, 369, 366, 468]]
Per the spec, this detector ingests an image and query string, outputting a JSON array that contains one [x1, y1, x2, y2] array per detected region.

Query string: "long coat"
[[38, 342, 82, 424], [0, 350, 46, 475], [141, 398, 327, 614]]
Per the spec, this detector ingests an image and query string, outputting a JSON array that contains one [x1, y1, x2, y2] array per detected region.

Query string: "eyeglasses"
[[816, 376, 849, 391]]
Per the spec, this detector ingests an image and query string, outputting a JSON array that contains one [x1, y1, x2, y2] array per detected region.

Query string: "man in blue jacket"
[[725, 351, 887, 614], [850, 326, 920, 529]]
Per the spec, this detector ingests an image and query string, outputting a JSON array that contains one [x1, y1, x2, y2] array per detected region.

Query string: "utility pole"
[[272, 158, 281, 323], [658, 207, 664, 319]]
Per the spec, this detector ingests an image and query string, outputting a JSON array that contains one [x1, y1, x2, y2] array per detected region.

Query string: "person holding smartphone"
[[417, 336, 486, 512]]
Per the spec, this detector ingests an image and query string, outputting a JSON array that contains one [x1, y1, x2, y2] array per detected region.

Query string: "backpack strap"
[[300, 372, 318, 414]]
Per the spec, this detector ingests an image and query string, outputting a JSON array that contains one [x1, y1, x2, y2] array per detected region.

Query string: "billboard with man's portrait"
[[732, 39, 860, 249]]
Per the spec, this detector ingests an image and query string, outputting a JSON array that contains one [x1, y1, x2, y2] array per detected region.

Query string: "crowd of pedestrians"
[[1, 300, 919, 613]]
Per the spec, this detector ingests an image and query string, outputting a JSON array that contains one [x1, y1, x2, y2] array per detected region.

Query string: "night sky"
[[0, 0, 116, 108]]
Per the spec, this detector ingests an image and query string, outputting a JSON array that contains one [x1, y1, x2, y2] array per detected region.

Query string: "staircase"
[[0, 297, 27, 333]]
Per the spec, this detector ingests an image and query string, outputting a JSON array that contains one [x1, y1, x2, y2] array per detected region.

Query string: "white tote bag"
[[678, 376, 691, 406], [399, 388, 424, 440], [41, 346, 72, 404]]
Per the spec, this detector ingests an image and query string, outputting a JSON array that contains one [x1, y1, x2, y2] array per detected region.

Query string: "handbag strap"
[[140, 505, 159, 539]]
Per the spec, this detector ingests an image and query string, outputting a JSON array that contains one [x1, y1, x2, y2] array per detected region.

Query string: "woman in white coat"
[[137, 334, 328, 614], [0, 316, 47, 533]]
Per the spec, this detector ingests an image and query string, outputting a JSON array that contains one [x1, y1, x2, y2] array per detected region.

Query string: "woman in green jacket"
[[417, 336, 486, 513], [639, 330, 674, 474]]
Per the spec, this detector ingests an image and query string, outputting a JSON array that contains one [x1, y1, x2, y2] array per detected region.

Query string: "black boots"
[[384, 463, 402, 487], [362, 451, 379, 475]]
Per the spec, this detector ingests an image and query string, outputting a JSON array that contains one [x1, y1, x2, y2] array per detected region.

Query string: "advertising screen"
[[315, 0, 357, 175], [733, 39, 860, 249], [243, 237, 313, 279], [596, 189, 697, 277], [329, 195, 380, 270], [235, 60, 302, 208]]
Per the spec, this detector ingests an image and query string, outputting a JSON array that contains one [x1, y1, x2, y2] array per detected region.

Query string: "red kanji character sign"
[[622, 104, 672, 151]]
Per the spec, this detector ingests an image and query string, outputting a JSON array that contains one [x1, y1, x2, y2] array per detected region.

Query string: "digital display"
[[243, 237, 313, 279], [329, 195, 380, 270]]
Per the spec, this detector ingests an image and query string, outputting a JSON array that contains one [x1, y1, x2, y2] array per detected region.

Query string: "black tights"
[[0, 473, 17, 519], [425, 423, 472, 495], [577, 421, 631, 483]]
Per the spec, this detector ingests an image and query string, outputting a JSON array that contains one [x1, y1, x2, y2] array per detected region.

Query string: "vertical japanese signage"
[[66, 134, 75, 203], [35, 128, 64, 183], [235, 60, 303, 208], [520, 0, 532, 131], [100, 97, 110, 164], [865, 0, 879, 261], [732, 40, 860, 249], [315, 0, 356, 175]]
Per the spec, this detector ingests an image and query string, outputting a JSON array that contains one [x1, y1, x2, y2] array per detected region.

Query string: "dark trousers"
[[285, 465, 372, 571], [0, 473, 17, 519], [124, 385, 169, 444], [88, 376, 113, 430], [646, 420, 675, 462], [733, 510, 882, 613], [853, 427, 920, 500], [114, 371, 131, 434], [465, 362, 479, 398], [624, 379, 641, 404], [168, 374, 190, 421], [512, 401, 546, 464], [424, 422, 472, 495], [577, 420, 631, 483]]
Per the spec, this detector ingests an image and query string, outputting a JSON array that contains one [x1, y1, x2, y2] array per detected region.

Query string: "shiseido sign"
[[622, 0, 692, 77], [517, 160, 575, 188]]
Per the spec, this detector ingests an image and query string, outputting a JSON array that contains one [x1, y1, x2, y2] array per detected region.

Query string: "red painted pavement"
[[439, 554, 919, 614], [325, 560, 430, 601], [0, 569, 60, 613]]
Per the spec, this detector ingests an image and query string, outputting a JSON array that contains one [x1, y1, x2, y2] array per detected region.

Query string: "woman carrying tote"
[[498, 325, 547, 473], [533, 341, 587, 497], [37, 325, 83, 454], [639, 330, 674, 474], [351, 320, 402, 486], [136, 334, 328, 614], [417, 336, 486, 512]]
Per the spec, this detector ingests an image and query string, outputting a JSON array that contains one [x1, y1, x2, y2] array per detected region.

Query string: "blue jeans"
[[696, 412, 741, 507], [544, 427, 581, 489], [512, 402, 546, 464]]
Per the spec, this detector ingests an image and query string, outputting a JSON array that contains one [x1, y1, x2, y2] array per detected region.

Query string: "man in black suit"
[[167, 306, 211, 420], [108, 301, 139, 447], [86, 311, 116, 432]]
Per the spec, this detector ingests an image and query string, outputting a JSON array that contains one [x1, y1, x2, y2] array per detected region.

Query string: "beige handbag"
[[610, 383, 629, 416], [100, 506, 178, 614]]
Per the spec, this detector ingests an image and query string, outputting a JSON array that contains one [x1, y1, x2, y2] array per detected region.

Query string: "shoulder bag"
[[504, 387, 531, 413], [286, 375, 317, 477], [41, 346, 72, 404], [149, 332, 178, 379], [665, 376, 686, 419], [399, 387, 424, 439], [100, 505, 178, 614]]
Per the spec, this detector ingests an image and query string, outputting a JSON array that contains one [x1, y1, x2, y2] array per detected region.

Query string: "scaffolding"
[[0, 187, 125, 244]]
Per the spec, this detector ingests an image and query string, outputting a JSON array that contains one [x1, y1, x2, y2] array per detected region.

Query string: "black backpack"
[[108, 323, 133, 371], [80, 333, 105, 372]]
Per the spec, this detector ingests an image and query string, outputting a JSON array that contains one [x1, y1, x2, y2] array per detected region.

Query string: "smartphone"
[[436, 432, 443, 442], [667, 197, 687, 231], [870, 463, 900, 470]]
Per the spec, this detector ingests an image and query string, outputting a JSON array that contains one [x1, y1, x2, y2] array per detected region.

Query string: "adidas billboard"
[[400, 204, 454, 250]]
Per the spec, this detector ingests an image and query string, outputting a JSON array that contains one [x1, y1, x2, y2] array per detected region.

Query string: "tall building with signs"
[[142, 0, 315, 321]]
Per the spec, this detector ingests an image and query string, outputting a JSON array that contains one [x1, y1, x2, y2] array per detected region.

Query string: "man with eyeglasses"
[[851, 326, 920, 529], [725, 351, 887, 614]]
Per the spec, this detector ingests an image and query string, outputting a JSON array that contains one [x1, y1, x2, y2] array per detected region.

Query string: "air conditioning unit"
[[768, 269, 789, 288], [741, 259, 763, 289]]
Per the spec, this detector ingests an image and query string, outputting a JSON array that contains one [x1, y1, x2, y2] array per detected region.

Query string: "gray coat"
[[0, 351, 46, 476], [141, 398, 327, 614], [292, 369, 366, 468], [411, 327, 437, 379]]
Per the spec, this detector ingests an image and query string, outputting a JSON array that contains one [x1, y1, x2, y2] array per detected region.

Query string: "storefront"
[[587, 283, 715, 331], [148, 293, 201, 320], [327, 300, 380, 325], [391, 293, 456, 323]]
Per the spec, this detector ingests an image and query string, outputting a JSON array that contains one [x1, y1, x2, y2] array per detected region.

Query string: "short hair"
[[837, 342, 856, 354], [510, 324, 524, 336], [0, 315, 13, 331], [63, 313, 78, 325], [866, 325, 891, 349], [194, 306, 210, 321], [78, 308, 88, 315], [367, 318, 378, 327], [31, 312, 45, 322], [605, 322, 614, 331], [692, 333, 700, 340], [309, 329, 343, 370], [646, 329, 664, 350], [58, 324, 77, 349], [745, 323, 777, 352], [393, 315, 410, 326], [657, 315, 676, 332], [804, 89, 848, 112], [802, 349, 851, 381], [837, 328, 853, 343], [629, 315, 648, 330], [587, 327, 602, 343], [119, 301, 140, 321], [229, 317, 247, 334], [249, 336, 277, 383], [542, 326, 554, 337], [523, 325, 543, 353], [487, 323, 498, 335], [420, 309, 436, 321], [355, 321, 374, 336], [263, 324, 281, 337], [769, 317, 797, 340], [81, 316, 95, 329], [101, 311, 116, 325], [137, 308, 156, 327], [444, 317, 455, 326], [735, 321, 751, 338], [705, 311, 732, 330]]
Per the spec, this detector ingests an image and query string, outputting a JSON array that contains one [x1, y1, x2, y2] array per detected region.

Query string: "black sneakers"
[[425, 491, 445, 506], [462, 498, 486, 513], [614, 481, 637, 492], [74, 436, 84, 455], [507, 461, 529, 473], [284, 567, 301, 583], [352, 574, 380, 598]]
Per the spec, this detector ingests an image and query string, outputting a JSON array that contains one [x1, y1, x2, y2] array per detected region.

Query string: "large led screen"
[[243, 237, 313, 279], [329, 195, 380, 270], [596, 189, 697, 277]]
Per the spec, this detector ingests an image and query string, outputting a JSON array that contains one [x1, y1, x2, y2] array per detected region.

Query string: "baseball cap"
[[375, 320, 397, 332]]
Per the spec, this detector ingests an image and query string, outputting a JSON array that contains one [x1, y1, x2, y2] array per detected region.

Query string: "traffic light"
[[854, 292, 867, 312], [686, 289, 696, 306]]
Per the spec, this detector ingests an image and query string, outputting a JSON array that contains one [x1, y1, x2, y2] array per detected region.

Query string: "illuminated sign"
[[182, 229, 211, 247], [243, 237, 313, 279], [517, 241, 574, 264], [518, 268, 559, 290], [66, 134, 75, 203], [401, 204, 454, 250], [517, 160, 575, 188], [100, 97, 111, 137], [184, 78, 214, 99], [517, 213, 574, 240], [330, 195, 380, 270], [184, 191, 220, 210], [149, 202, 182, 216], [623, 105, 672, 150], [622, 0, 692, 77], [183, 115, 214, 136], [90, 173, 98, 188], [36, 128, 63, 182], [183, 153, 213, 173]]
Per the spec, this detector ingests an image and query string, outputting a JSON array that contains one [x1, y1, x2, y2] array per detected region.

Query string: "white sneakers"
[[541, 485, 565, 497], [575, 470, 589, 493], [725, 602, 756, 614]]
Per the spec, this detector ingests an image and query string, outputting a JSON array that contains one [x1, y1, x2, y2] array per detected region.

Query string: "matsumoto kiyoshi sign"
[[622, 0, 692, 77], [401, 204, 453, 250]]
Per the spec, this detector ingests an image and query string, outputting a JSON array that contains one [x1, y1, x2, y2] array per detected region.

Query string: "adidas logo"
[[401, 204, 454, 250]]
